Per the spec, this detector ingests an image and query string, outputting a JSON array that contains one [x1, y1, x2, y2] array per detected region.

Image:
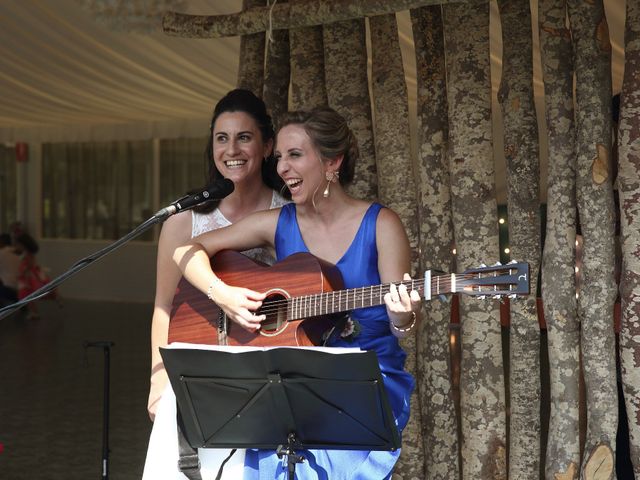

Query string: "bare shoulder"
[[376, 206, 406, 232], [159, 211, 193, 247], [375, 206, 410, 248]]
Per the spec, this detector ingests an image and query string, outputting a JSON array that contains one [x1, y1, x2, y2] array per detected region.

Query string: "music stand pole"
[[276, 433, 305, 480], [85, 341, 115, 480]]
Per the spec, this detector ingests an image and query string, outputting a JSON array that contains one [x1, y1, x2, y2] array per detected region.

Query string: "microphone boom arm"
[[0, 180, 234, 320]]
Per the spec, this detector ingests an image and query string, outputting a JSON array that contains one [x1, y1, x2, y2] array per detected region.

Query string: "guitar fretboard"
[[286, 274, 462, 320], [256, 265, 526, 321]]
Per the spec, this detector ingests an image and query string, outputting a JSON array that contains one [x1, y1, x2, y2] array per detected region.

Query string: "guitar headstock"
[[459, 261, 530, 298]]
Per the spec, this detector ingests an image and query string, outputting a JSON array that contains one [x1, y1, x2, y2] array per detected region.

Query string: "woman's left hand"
[[384, 273, 421, 331]]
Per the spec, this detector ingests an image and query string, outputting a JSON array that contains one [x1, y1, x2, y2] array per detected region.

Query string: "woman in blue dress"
[[173, 107, 420, 479]]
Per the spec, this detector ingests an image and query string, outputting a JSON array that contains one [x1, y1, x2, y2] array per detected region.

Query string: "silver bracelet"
[[206, 278, 223, 301], [391, 311, 417, 333]]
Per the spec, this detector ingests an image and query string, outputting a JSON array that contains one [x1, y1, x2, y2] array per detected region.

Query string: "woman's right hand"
[[210, 281, 267, 331]]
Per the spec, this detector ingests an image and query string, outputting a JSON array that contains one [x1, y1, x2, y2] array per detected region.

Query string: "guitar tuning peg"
[[507, 260, 517, 264], [493, 294, 502, 300], [479, 263, 487, 268], [493, 261, 502, 266], [508, 294, 517, 299], [478, 295, 486, 300]]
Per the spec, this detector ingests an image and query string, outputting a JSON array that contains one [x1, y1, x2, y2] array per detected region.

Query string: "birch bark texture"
[[289, 0, 327, 110], [368, 13, 423, 480], [567, 2, 618, 477], [411, 5, 460, 479], [617, 0, 640, 474], [236, 0, 265, 96], [496, 1, 541, 479], [539, 0, 581, 478], [442, 3, 506, 479], [323, 18, 378, 201]]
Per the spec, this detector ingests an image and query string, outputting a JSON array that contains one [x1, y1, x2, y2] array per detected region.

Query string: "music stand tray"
[[160, 344, 401, 476]]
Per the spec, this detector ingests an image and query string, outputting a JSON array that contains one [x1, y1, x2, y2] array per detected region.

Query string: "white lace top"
[[190, 191, 289, 265]]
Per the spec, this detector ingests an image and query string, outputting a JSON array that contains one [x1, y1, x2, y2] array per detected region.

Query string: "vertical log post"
[[539, 0, 581, 478], [369, 13, 423, 479], [411, 5, 460, 479], [263, 29, 290, 128], [324, 18, 378, 201], [236, 0, 266, 95], [442, 3, 506, 478], [289, 0, 327, 109], [617, 0, 640, 475], [567, 1, 618, 476], [496, 1, 542, 478]]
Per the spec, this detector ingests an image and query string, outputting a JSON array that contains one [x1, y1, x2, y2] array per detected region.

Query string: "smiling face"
[[275, 124, 327, 203], [212, 111, 272, 185]]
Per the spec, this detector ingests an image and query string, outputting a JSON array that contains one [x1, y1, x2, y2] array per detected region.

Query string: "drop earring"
[[323, 171, 339, 198]]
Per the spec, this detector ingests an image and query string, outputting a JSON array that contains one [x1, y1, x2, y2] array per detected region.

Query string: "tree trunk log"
[[369, 13, 423, 480], [411, 5, 460, 479], [163, 0, 473, 38], [442, 3, 506, 479], [617, 0, 640, 474], [496, 1, 541, 478], [567, 1, 618, 475], [539, 1, 581, 478], [263, 29, 290, 129], [289, 0, 327, 110], [323, 18, 377, 201], [236, 0, 265, 96]]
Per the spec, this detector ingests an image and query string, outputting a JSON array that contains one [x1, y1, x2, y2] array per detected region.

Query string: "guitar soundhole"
[[259, 290, 289, 336]]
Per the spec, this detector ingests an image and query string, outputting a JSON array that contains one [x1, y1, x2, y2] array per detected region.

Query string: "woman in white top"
[[144, 89, 287, 479]]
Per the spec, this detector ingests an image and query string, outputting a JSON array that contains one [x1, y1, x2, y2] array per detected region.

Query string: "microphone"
[[155, 178, 235, 218]]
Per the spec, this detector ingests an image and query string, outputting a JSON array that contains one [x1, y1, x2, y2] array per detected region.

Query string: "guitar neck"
[[288, 274, 460, 320], [286, 259, 529, 320]]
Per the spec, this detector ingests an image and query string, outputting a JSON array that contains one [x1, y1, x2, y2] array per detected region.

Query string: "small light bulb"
[[499, 218, 505, 224], [504, 248, 510, 254], [575, 266, 580, 273], [452, 248, 457, 255]]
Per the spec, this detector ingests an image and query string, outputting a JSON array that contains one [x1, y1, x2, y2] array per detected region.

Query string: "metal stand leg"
[[84, 341, 115, 480]]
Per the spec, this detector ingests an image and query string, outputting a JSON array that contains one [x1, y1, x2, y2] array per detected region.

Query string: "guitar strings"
[[250, 272, 517, 319]]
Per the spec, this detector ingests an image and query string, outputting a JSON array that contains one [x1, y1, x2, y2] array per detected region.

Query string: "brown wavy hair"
[[277, 107, 358, 185]]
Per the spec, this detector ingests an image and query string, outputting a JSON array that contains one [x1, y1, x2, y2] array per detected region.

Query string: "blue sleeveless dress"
[[243, 203, 414, 480]]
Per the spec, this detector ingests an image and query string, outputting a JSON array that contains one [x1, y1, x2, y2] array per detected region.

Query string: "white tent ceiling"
[[0, 0, 625, 148]]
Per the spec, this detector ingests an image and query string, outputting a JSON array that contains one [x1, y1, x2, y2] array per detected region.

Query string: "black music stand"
[[160, 346, 401, 479]]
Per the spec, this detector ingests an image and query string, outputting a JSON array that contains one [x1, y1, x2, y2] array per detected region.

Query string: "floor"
[[0, 299, 154, 479]]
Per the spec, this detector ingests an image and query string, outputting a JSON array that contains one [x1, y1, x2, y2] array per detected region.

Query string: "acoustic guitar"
[[168, 250, 530, 347]]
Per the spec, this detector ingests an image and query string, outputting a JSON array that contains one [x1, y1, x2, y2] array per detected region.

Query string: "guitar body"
[[169, 250, 345, 347]]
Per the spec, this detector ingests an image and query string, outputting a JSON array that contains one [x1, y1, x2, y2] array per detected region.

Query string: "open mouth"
[[224, 159, 247, 168], [286, 178, 303, 193]]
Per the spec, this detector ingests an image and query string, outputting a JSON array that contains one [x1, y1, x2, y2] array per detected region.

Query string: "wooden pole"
[[496, 1, 541, 478], [411, 5, 459, 479], [443, 2, 506, 478], [539, 0, 581, 478], [567, 1, 618, 476], [369, 12, 423, 479], [289, 0, 327, 110], [617, 0, 640, 474], [236, 0, 266, 96], [323, 18, 377, 201]]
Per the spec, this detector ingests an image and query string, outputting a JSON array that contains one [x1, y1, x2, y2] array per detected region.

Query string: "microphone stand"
[[0, 178, 234, 320], [0, 211, 171, 320]]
